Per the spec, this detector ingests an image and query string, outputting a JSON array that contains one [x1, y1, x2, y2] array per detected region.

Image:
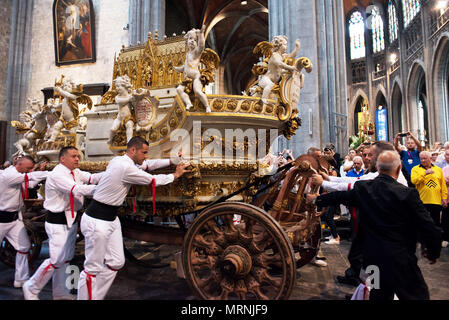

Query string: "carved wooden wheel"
[[182, 202, 296, 300]]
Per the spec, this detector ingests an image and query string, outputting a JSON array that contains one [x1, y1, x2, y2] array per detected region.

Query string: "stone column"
[[4, 0, 34, 158], [268, 0, 347, 156], [129, 0, 165, 45]]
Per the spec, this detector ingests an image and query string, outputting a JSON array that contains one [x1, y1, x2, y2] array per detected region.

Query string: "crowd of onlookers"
[[269, 133, 449, 299], [300, 134, 449, 249]]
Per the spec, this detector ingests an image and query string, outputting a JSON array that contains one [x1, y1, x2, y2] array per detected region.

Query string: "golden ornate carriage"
[[1, 32, 329, 300]]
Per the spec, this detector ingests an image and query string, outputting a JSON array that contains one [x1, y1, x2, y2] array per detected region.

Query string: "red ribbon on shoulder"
[[21, 173, 29, 202], [152, 179, 156, 216], [70, 172, 76, 219], [24, 173, 29, 200], [132, 186, 136, 213]]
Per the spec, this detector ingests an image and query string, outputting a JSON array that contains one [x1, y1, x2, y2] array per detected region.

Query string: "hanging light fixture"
[[241, 1, 248, 5]]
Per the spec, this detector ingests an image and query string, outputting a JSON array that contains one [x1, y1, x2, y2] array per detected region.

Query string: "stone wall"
[[27, 0, 130, 103], [0, 0, 12, 120]]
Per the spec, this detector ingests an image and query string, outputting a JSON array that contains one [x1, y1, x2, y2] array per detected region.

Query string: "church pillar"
[[268, 0, 347, 156], [5, 0, 34, 158], [129, 0, 165, 45]]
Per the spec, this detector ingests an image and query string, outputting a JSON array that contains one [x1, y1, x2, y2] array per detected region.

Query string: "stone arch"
[[374, 88, 389, 141], [431, 32, 449, 142], [407, 61, 429, 146], [348, 89, 369, 137], [390, 79, 404, 136]]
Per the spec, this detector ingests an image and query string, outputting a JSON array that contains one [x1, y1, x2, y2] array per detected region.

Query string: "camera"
[[398, 133, 407, 137]]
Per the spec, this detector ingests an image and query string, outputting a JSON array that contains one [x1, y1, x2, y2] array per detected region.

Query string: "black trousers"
[[321, 205, 338, 238], [442, 206, 449, 241], [424, 204, 442, 227], [369, 255, 430, 300]]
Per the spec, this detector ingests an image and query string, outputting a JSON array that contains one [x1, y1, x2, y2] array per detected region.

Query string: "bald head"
[[376, 150, 402, 178], [15, 156, 35, 174]]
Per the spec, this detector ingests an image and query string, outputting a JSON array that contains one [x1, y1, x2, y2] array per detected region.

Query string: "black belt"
[[0, 211, 19, 223], [85, 199, 120, 222], [45, 211, 68, 225]]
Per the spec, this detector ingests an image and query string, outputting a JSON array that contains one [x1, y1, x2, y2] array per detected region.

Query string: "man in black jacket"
[[307, 150, 441, 300]]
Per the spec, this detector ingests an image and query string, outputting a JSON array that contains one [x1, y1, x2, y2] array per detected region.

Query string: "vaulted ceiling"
[[166, 0, 268, 94]]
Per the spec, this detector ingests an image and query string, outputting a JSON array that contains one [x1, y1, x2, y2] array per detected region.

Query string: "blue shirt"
[[400, 149, 420, 176], [346, 168, 365, 178], [436, 160, 449, 169]]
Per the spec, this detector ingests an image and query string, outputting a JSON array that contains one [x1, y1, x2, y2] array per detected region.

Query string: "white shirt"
[[43, 163, 103, 213], [0, 166, 48, 212], [139, 159, 171, 172], [93, 154, 174, 206], [322, 171, 408, 192]]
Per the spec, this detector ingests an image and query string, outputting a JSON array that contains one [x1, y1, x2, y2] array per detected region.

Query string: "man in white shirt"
[[23, 146, 103, 300], [0, 155, 47, 288], [77, 136, 190, 300]]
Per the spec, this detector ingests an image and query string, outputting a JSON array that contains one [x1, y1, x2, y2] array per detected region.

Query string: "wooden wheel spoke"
[[260, 252, 282, 266], [252, 266, 282, 288], [217, 278, 234, 300], [191, 253, 217, 271], [193, 234, 212, 248], [193, 234, 222, 255], [204, 220, 224, 236], [235, 279, 248, 300], [221, 214, 239, 231], [196, 275, 216, 294], [245, 275, 270, 300]]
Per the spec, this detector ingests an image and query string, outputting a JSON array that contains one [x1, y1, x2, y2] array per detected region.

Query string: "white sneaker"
[[53, 294, 77, 300], [312, 258, 328, 267], [14, 280, 25, 288], [325, 238, 340, 245], [442, 241, 449, 248], [22, 281, 39, 300]]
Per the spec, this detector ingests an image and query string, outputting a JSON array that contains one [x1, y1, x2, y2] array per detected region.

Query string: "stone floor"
[[1, 235, 448, 300]]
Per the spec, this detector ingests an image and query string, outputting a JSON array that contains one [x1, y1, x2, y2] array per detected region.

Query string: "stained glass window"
[[349, 11, 366, 60], [402, 0, 420, 28], [388, 1, 398, 42], [371, 6, 385, 53]]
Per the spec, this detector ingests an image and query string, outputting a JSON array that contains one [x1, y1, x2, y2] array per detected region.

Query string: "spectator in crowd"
[[360, 144, 371, 170], [394, 131, 423, 180], [340, 149, 357, 176], [307, 147, 322, 159], [436, 149, 449, 169], [307, 150, 442, 300], [411, 151, 448, 228], [431, 150, 439, 164], [442, 165, 449, 248], [346, 156, 365, 178], [433, 142, 443, 153], [324, 143, 341, 172], [321, 167, 341, 245], [306, 146, 330, 266], [323, 147, 339, 170], [436, 142, 449, 164]]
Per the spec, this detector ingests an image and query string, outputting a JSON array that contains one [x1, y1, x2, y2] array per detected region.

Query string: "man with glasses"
[[346, 156, 365, 178]]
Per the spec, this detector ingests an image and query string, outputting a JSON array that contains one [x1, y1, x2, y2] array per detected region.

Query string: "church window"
[[402, 0, 420, 28], [371, 6, 385, 53], [388, 1, 398, 42], [349, 11, 366, 60]]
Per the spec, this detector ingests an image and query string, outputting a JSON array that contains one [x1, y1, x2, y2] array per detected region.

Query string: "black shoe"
[[336, 275, 360, 287]]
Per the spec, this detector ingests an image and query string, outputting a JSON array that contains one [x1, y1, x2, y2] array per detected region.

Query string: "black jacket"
[[316, 174, 442, 262]]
